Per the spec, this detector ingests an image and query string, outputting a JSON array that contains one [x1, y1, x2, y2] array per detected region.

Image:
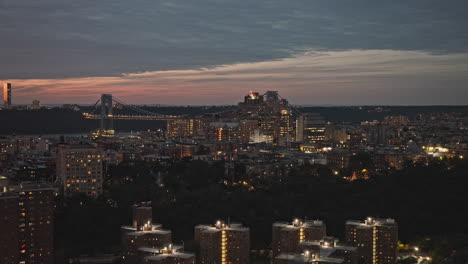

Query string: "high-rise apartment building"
[[345, 218, 398, 264], [0, 182, 56, 264], [296, 113, 326, 144], [195, 220, 250, 264], [121, 202, 172, 264], [3, 82, 12, 108], [56, 144, 103, 197], [272, 219, 326, 259], [0, 190, 19, 264]]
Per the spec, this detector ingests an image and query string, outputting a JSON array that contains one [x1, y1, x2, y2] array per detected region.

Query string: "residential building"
[[56, 144, 103, 197], [195, 220, 250, 264], [121, 202, 172, 264], [272, 219, 326, 259], [345, 218, 398, 264]]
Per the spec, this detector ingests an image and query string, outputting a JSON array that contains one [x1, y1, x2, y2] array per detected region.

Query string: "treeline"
[[54, 158, 468, 263], [0, 108, 165, 135], [3, 105, 468, 135]]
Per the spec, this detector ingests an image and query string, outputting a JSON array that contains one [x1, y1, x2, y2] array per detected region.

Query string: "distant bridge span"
[[83, 113, 182, 121], [85, 94, 233, 132]]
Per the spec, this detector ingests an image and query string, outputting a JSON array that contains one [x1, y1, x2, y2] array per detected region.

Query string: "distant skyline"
[[1, 0, 468, 105]]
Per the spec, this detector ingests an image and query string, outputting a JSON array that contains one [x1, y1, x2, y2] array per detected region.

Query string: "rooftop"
[[144, 252, 194, 260], [346, 217, 397, 228], [121, 225, 171, 235], [274, 219, 325, 229], [276, 251, 344, 264], [196, 220, 249, 232]]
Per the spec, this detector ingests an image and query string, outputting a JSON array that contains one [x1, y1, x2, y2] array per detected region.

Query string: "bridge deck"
[[84, 114, 181, 120]]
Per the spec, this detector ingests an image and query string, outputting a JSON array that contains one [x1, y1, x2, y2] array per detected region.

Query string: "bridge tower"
[[100, 94, 114, 133]]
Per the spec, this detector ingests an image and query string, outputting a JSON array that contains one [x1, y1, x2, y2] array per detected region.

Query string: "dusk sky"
[[1, 0, 468, 105]]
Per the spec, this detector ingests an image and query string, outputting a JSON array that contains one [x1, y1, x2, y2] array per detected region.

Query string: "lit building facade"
[[296, 113, 326, 144], [167, 119, 205, 138], [345, 218, 398, 264], [238, 91, 295, 144], [0, 183, 56, 264], [272, 219, 326, 259], [195, 221, 250, 264], [56, 144, 103, 197], [279, 109, 294, 137], [209, 122, 241, 142]]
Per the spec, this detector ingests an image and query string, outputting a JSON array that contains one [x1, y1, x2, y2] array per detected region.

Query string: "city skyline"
[[1, 1, 467, 263], [1, 0, 468, 105]]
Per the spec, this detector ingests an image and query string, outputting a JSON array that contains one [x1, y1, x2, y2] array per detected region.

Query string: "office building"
[[195, 220, 250, 264], [296, 113, 326, 144], [121, 202, 172, 264], [345, 218, 398, 264], [3, 82, 12, 108], [0, 182, 56, 264], [272, 219, 326, 259], [280, 109, 294, 137], [56, 144, 103, 197]]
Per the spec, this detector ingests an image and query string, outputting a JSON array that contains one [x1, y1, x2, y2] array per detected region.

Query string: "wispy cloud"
[[6, 50, 468, 105]]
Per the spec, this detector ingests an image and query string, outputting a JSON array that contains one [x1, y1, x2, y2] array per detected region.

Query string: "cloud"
[[1, 0, 467, 79], [6, 49, 468, 105]]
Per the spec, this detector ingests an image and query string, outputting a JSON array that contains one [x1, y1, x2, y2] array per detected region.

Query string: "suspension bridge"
[[84, 92, 301, 133], [83, 94, 236, 132]]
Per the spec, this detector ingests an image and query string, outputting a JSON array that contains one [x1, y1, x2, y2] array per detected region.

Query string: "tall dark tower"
[[100, 94, 114, 132], [3, 83, 12, 108]]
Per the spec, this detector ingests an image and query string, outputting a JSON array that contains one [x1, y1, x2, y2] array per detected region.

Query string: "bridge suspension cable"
[[111, 96, 175, 118]]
